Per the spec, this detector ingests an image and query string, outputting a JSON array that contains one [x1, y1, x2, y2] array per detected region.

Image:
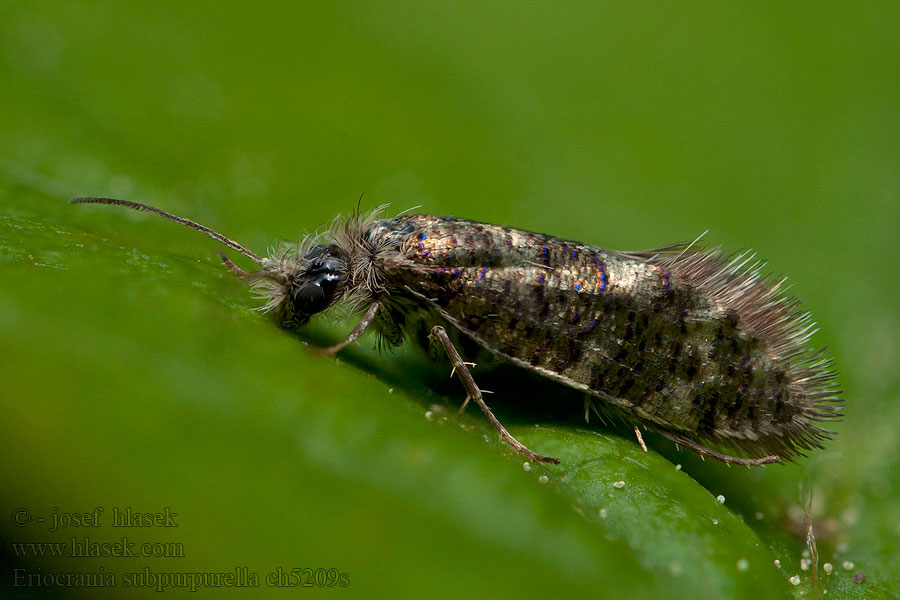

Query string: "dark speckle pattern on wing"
[[375, 214, 839, 460]]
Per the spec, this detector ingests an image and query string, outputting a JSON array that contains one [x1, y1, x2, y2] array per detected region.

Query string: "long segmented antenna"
[[71, 197, 264, 265]]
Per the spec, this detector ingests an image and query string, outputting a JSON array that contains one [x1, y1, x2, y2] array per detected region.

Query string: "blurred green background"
[[1, 2, 898, 598]]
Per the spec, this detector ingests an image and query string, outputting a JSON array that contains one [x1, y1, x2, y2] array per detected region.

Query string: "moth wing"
[[398, 261, 615, 396]]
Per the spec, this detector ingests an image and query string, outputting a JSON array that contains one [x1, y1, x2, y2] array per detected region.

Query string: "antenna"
[[71, 197, 263, 265]]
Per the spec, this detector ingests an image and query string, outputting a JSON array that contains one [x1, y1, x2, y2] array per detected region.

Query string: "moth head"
[[70, 197, 347, 327], [259, 244, 349, 327]]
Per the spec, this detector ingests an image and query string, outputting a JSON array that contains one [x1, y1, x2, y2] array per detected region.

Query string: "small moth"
[[72, 197, 842, 466]]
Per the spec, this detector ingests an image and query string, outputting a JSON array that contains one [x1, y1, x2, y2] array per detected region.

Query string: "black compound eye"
[[295, 282, 328, 315], [290, 244, 346, 319]]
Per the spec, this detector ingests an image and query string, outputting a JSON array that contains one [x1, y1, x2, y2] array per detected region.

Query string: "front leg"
[[314, 301, 382, 356], [428, 325, 559, 465]]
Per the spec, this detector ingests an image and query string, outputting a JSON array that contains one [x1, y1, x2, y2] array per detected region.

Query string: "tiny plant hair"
[[72, 197, 842, 466]]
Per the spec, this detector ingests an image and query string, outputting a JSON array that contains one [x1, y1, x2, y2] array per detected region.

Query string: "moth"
[[72, 197, 842, 466]]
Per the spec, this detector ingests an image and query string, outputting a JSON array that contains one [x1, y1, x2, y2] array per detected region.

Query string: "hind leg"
[[429, 325, 559, 465]]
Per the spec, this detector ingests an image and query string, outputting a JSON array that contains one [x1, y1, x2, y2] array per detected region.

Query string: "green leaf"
[[2, 2, 898, 598]]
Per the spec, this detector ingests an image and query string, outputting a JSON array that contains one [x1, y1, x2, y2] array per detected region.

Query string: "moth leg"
[[374, 303, 404, 349], [428, 325, 559, 465], [660, 431, 781, 467], [633, 426, 648, 453], [315, 301, 381, 356], [584, 397, 608, 426]]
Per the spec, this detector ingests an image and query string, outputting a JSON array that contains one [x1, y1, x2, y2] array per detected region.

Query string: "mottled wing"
[[380, 214, 840, 460]]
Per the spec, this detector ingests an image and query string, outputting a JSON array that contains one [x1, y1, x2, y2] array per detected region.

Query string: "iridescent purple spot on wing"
[[476, 266, 487, 281], [539, 246, 550, 266], [590, 256, 608, 291]]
